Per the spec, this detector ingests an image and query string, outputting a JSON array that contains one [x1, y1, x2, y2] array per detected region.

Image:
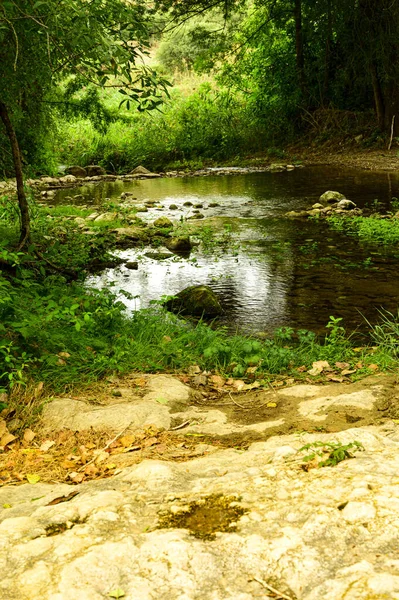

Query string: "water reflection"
[[54, 166, 399, 335]]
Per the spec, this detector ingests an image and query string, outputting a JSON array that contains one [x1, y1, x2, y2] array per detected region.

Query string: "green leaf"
[[108, 589, 125, 599]]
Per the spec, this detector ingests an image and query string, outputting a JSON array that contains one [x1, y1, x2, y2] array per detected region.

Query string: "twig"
[[228, 391, 250, 410], [77, 422, 133, 472], [252, 577, 294, 600], [170, 420, 191, 431], [388, 114, 396, 151]]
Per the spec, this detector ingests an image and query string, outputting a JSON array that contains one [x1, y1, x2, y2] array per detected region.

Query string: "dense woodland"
[[1, 0, 399, 182], [1, 0, 399, 409]]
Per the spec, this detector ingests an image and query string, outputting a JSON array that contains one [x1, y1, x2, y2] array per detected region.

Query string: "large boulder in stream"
[[319, 190, 346, 204], [165, 285, 223, 317]]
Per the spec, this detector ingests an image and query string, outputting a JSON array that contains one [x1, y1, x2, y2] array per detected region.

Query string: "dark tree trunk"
[[0, 101, 30, 247], [323, 0, 333, 103], [294, 0, 306, 98], [370, 62, 385, 131]]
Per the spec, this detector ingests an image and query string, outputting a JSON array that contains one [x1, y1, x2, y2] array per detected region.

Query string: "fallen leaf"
[[119, 435, 136, 448], [308, 360, 330, 376], [162, 335, 172, 343], [23, 429, 36, 443], [266, 402, 277, 408], [209, 375, 226, 387], [368, 364, 379, 371], [246, 366, 258, 375], [188, 365, 201, 376], [70, 472, 85, 483], [133, 377, 147, 387], [143, 436, 158, 448], [232, 379, 246, 391], [155, 397, 169, 404], [39, 440, 55, 452], [58, 352, 71, 359], [296, 366, 307, 373], [57, 358, 66, 366], [94, 450, 109, 464], [104, 463, 116, 470], [61, 459, 76, 469], [0, 432, 16, 448], [0, 420, 7, 438], [108, 589, 125, 599], [26, 474, 41, 484], [335, 362, 349, 369], [3, 504, 11, 509], [341, 369, 356, 376], [325, 374, 344, 383], [241, 381, 261, 391]]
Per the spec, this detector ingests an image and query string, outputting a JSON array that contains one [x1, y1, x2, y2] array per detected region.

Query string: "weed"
[[299, 440, 364, 468]]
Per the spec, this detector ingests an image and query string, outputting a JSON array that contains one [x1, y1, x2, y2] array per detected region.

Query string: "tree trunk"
[[323, 0, 333, 103], [0, 101, 30, 247], [370, 62, 385, 131], [294, 0, 306, 99]]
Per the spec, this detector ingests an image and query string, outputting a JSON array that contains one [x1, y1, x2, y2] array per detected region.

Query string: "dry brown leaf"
[[325, 374, 344, 383], [308, 360, 330, 376], [61, 459, 76, 469], [133, 377, 147, 387], [58, 352, 71, 359], [0, 432, 16, 448], [368, 364, 379, 371], [23, 429, 36, 443], [119, 435, 136, 448], [296, 366, 307, 373], [94, 450, 109, 464], [335, 362, 350, 369], [39, 440, 55, 452], [143, 436, 158, 448], [47, 491, 79, 506], [0, 420, 7, 438], [341, 369, 356, 376], [209, 375, 226, 388], [69, 472, 85, 483]]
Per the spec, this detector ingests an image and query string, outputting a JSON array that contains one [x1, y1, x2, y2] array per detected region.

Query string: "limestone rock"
[[319, 190, 346, 204], [130, 165, 151, 175], [66, 166, 87, 178], [42, 398, 171, 432], [336, 199, 357, 210], [165, 285, 223, 317], [145, 251, 174, 261]]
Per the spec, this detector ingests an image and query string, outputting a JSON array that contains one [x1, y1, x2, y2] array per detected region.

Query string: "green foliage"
[[57, 84, 265, 171], [327, 215, 399, 245], [299, 441, 365, 468]]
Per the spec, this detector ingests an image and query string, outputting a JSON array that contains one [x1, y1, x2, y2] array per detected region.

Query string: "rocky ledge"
[[1, 373, 399, 599]]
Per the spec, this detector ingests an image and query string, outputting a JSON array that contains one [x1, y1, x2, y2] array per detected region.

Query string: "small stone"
[[112, 389, 122, 397], [169, 204, 179, 210], [341, 502, 376, 523], [86, 165, 106, 176], [336, 199, 357, 210]]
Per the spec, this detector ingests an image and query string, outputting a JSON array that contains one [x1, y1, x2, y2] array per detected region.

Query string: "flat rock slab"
[[41, 375, 192, 433], [2, 425, 399, 599], [42, 398, 171, 432]]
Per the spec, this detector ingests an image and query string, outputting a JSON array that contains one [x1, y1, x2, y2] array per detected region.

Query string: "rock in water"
[[153, 217, 173, 228], [165, 237, 193, 254], [166, 285, 223, 317], [66, 165, 87, 177], [86, 165, 106, 176], [130, 165, 151, 175], [319, 190, 346, 204]]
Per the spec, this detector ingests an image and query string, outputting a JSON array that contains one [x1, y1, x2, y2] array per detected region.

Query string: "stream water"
[[54, 166, 399, 336]]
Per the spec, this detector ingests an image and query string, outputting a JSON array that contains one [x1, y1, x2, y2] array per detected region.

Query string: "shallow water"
[[55, 166, 399, 336]]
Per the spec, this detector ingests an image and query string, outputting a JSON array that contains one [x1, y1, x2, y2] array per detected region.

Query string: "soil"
[[289, 146, 399, 172]]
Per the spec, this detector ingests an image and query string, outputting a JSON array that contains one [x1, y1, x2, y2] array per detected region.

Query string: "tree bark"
[[370, 62, 385, 131], [323, 0, 333, 103], [0, 101, 30, 247], [294, 0, 306, 99]]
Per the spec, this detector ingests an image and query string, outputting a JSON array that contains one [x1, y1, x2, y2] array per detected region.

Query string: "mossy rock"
[[165, 236, 193, 254], [165, 285, 223, 317], [319, 190, 346, 204], [153, 217, 174, 228]]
